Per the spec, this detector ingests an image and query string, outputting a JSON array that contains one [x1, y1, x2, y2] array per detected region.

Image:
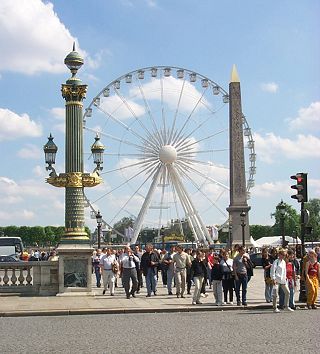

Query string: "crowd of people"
[[262, 245, 320, 312], [19, 249, 58, 262], [92, 243, 320, 310], [19, 242, 320, 311]]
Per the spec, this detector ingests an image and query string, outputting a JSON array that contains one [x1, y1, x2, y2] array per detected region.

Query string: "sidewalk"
[[0, 268, 305, 317]]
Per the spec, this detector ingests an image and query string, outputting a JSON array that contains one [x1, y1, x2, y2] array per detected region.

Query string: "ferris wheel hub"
[[159, 145, 177, 164]]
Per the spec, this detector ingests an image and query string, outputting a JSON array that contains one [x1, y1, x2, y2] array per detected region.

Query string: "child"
[[211, 255, 224, 306], [305, 250, 320, 309]]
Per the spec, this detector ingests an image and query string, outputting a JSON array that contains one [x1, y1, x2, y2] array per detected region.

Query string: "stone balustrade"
[[0, 261, 59, 296]]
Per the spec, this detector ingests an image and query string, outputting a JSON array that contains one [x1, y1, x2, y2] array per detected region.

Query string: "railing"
[[0, 261, 59, 296]]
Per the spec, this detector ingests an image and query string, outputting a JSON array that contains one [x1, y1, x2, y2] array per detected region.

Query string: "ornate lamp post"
[[240, 211, 246, 247], [160, 226, 165, 250], [43, 44, 104, 294], [96, 211, 102, 249], [277, 200, 286, 248]]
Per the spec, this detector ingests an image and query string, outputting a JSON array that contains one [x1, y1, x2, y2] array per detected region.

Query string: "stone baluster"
[[26, 267, 32, 286], [11, 268, 17, 286], [3, 268, 9, 285], [18, 268, 25, 285]]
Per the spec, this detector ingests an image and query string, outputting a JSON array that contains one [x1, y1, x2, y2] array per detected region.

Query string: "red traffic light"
[[290, 172, 308, 203]]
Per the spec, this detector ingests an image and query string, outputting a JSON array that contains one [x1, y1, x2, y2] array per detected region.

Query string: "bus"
[[0, 237, 24, 256]]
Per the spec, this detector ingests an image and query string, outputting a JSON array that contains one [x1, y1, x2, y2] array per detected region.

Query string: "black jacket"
[[190, 259, 207, 277], [140, 251, 160, 275], [211, 263, 224, 281]]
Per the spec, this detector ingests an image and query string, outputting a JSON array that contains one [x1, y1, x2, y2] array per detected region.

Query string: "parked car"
[[249, 252, 263, 267], [0, 255, 20, 262]]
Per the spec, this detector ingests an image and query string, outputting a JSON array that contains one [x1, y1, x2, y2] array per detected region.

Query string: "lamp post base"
[[57, 243, 93, 295]]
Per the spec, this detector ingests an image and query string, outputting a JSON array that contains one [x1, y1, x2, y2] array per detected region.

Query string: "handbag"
[[223, 259, 234, 280], [111, 261, 118, 274]]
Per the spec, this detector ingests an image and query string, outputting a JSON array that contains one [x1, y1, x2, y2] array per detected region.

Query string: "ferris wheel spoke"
[[176, 129, 228, 152], [103, 152, 157, 158], [167, 171, 184, 236], [156, 166, 168, 234], [172, 87, 208, 145], [93, 161, 158, 204], [160, 73, 167, 145], [113, 87, 161, 150], [108, 166, 157, 226], [176, 159, 229, 190], [101, 157, 159, 175], [178, 157, 228, 170], [168, 79, 186, 144], [175, 164, 228, 218], [95, 103, 160, 152], [135, 77, 163, 147], [131, 165, 163, 244], [178, 148, 228, 157], [84, 126, 148, 152], [168, 165, 211, 244]]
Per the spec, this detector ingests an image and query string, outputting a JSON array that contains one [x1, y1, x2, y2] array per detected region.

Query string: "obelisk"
[[226, 65, 251, 247]]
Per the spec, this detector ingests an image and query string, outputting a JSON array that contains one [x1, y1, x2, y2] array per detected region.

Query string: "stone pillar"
[[226, 65, 251, 246]]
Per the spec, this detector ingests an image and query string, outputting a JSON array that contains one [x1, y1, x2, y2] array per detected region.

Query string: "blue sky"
[[0, 0, 319, 232]]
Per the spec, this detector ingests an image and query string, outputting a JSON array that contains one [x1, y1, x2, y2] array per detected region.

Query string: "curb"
[[0, 304, 276, 318]]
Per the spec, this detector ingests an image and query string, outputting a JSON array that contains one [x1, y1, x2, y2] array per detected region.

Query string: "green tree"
[[271, 202, 300, 236], [4, 226, 19, 237], [29, 226, 45, 247], [305, 198, 320, 241], [250, 225, 273, 240]]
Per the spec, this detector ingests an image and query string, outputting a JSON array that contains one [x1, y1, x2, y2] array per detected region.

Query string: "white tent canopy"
[[255, 236, 301, 247]]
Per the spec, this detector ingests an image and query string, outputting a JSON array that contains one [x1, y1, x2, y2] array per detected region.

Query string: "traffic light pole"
[[299, 201, 307, 302]]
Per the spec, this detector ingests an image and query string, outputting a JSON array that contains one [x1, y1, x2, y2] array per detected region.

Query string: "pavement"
[[0, 268, 310, 317]]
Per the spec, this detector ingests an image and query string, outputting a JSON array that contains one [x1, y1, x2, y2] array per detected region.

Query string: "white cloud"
[[252, 181, 290, 198], [288, 101, 320, 131], [0, 108, 42, 141], [254, 132, 320, 163], [49, 107, 65, 120], [260, 82, 279, 93], [17, 144, 42, 159], [32, 165, 45, 177], [129, 77, 210, 113], [0, 0, 100, 75], [100, 95, 146, 120]]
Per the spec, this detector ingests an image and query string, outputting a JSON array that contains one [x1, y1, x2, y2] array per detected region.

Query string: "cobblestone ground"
[[1, 310, 319, 354]]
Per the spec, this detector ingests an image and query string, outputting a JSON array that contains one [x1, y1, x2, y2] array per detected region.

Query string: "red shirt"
[[286, 262, 294, 280]]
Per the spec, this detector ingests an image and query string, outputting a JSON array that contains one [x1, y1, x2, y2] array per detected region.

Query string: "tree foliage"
[[304, 198, 320, 241], [0, 225, 91, 247], [271, 202, 300, 236]]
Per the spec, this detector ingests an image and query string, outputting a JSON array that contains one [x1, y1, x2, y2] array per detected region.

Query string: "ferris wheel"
[[83, 66, 256, 245]]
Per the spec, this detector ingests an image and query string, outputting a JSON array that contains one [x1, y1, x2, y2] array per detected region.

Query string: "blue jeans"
[[279, 282, 295, 308], [235, 274, 248, 304], [146, 267, 157, 295], [265, 282, 273, 302], [167, 268, 174, 293], [94, 267, 101, 287]]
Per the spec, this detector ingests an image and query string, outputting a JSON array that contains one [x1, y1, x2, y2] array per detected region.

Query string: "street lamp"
[[43, 134, 58, 177], [277, 200, 286, 248], [96, 211, 102, 249], [91, 134, 105, 173], [160, 226, 165, 250], [240, 211, 246, 247]]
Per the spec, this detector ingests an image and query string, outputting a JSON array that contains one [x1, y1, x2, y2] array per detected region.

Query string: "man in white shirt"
[[100, 248, 117, 296], [270, 249, 293, 313]]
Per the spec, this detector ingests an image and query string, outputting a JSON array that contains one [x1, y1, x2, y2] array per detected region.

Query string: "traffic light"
[[290, 173, 308, 203]]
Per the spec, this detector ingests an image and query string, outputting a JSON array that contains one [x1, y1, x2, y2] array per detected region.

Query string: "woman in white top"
[[270, 249, 294, 313]]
